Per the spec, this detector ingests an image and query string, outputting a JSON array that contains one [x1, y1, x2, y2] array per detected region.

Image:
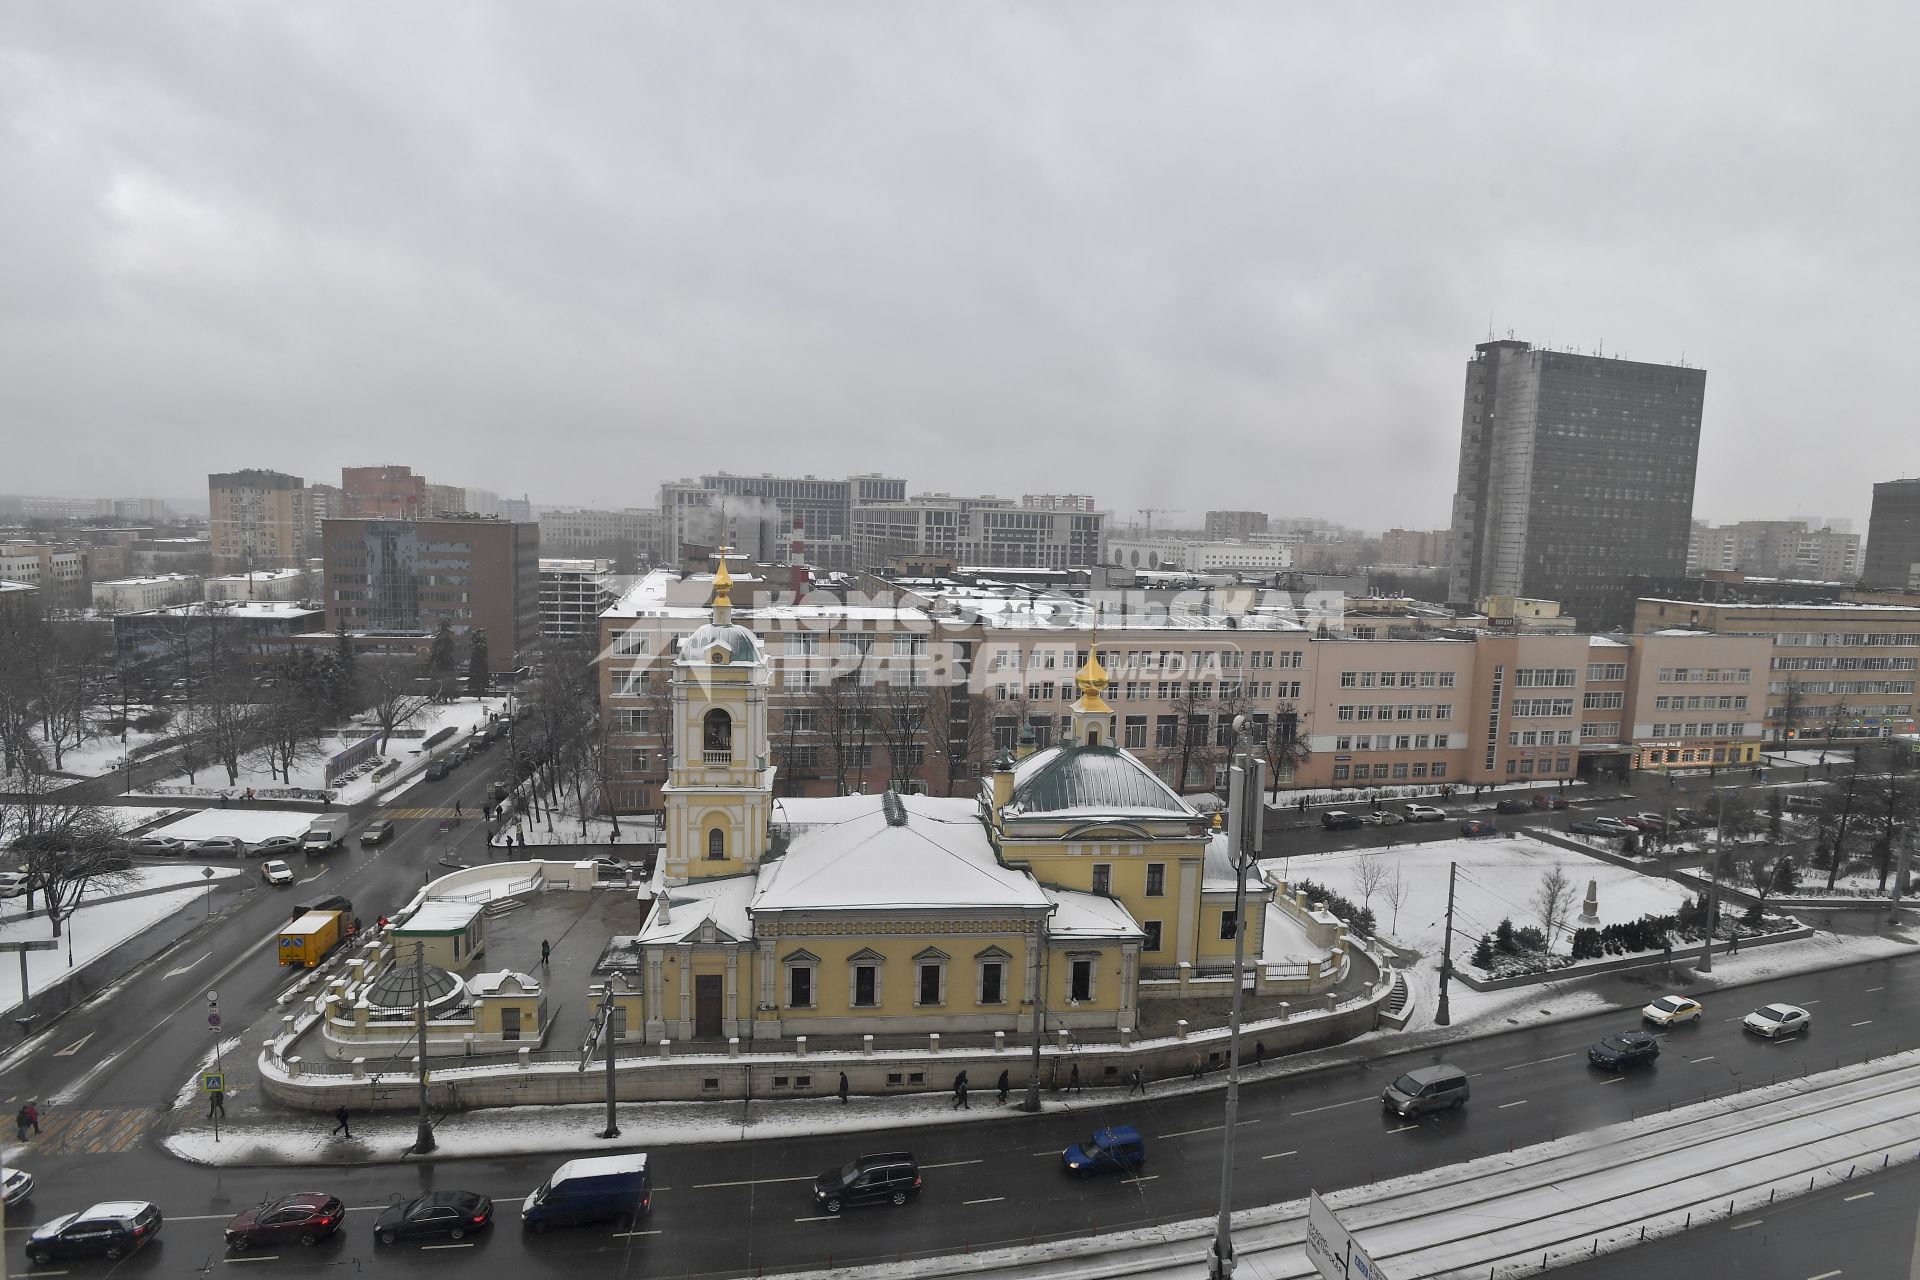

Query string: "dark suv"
[[812, 1153, 920, 1214], [27, 1201, 162, 1264], [1321, 811, 1364, 831], [1588, 1030, 1660, 1070]]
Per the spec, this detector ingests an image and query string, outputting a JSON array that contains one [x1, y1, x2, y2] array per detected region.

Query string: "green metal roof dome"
[[1008, 745, 1198, 817], [678, 621, 763, 665]]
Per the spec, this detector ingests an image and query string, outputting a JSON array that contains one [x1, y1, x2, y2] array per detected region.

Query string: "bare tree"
[[873, 675, 933, 793], [249, 678, 331, 785], [1818, 750, 1872, 890], [191, 669, 267, 787], [1261, 705, 1310, 802], [811, 648, 879, 796], [1773, 677, 1804, 745], [1382, 863, 1413, 934], [1861, 740, 1919, 890], [933, 685, 996, 796], [2, 770, 136, 935], [367, 663, 432, 755], [1531, 866, 1576, 945], [1161, 681, 1223, 796], [1352, 852, 1390, 917]]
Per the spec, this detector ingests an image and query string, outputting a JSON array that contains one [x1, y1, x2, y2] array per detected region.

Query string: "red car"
[[1532, 793, 1569, 810], [226, 1193, 345, 1251]]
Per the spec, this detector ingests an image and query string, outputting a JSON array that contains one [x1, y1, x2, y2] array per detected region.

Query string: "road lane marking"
[[1844, 1191, 1875, 1202], [421, 1244, 476, 1250], [296, 873, 327, 886], [1808, 1271, 1843, 1280], [964, 1197, 1005, 1205], [1161, 1123, 1223, 1137], [694, 1174, 816, 1188], [1291, 1098, 1368, 1116], [1729, 1219, 1764, 1230], [1503, 1054, 1574, 1070], [612, 1230, 663, 1237], [1693, 1056, 1716, 1064], [1498, 1100, 1528, 1109], [1866, 986, 1884, 992], [1122, 1175, 1159, 1184], [163, 953, 210, 979], [794, 1215, 840, 1223], [52, 1033, 94, 1057], [1599, 1076, 1624, 1084], [921, 1159, 984, 1170], [1852, 1020, 1873, 1027], [223, 1258, 280, 1265], [1802, 999, 1821, 1005], [1262, 1150, 1298, 1160], [1385, 1124, 1418, 1133]]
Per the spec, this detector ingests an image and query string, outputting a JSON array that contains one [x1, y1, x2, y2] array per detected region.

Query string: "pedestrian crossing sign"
[[202, 1072, 225, 1093]]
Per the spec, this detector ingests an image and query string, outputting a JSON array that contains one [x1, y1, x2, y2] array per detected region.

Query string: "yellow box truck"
[[278, 910, 346, 967]]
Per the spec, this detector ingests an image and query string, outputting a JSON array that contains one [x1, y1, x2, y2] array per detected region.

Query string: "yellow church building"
[[611, 554, 1274, 1044]]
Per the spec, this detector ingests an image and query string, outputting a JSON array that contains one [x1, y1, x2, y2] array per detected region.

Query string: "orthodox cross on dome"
[[1069, 627, 1117, 747], [712, 546, 734, 624]]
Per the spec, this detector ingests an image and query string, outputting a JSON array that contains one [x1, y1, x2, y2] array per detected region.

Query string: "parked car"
[[360, 819, 395, 845], [192, 836, 250, 857], [424, 761, 451, 782], [375, 1190, 493, 1244], [27, 1201, 162, 1264], [813, 1152, 921, 1214], [260, 860, 294, 886], [1623, 814, 1675, 835], [2, 1166, 34, 1205], [1590, 817, 1637, 835], [1061, 1125, 1147, 1176], [225, 1192, 344, 1251], [1365, 810, 1406, 826], [1743, 1003, 1811, 1039], [1567, 819, 1616, 836], [1641, 994, 1704, 1026], [1670, 808, 1709, 828], [1783, 795, 1827, 814], [1321, 811, 1365, 831], [0, 872, 30, 899], [1588, 1030, 1661, 1070], [1532, 793, 1570, 811], [253, 834, 302, 856], [1404, 804, 1447, 822], [1494, 798, 1533, 814], [123, 835, 185, 856], [1458, 819, 1498, 837], [1381, 1063, 1469, 1116]]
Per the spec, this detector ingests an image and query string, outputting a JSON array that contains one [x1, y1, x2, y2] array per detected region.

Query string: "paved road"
[[1, 942, 1911, 1276], [1549, 1155, 1920, 1280]]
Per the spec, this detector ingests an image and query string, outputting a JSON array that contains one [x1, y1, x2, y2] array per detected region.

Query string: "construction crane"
[[1139, 508, 1164, 536]]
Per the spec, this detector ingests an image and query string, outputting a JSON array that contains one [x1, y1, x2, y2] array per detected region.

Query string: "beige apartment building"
[[208, 469, 308, 570], [1615, 630, 1770, 771], [1633, 598, 1920, 743]]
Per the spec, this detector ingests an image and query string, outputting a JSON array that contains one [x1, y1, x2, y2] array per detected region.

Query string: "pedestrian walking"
[[331, 1105, 352, 1138], [454, 800, 462, 819], [14, 1106, 29, 1142], [540, 939, 551, 967], [951, 1071, 970, 1110], [209, 1089, 226, 1119], [1128, 1067, 1146, 1095], [838, 1072, 850, 1105], [1190, 1054, 1203, 1080], [1254, 1040, 1265, 1067], [996, 1069, 1010, 1104], [218, 792, 228, 808], [24, 1101, 41, 1135], [515, 831, 526, 850], [246, 786, 255, 803], [1068, 1062, 1081, 1094], [1729, 932, 1740, 955]]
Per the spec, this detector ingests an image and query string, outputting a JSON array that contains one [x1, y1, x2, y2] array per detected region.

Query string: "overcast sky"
[[4, 3, 1915, 530]]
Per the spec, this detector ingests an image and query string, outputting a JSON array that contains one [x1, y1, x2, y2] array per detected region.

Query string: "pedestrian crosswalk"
[[381, 807, 468, 820], [24, 1107, 158, 1155]]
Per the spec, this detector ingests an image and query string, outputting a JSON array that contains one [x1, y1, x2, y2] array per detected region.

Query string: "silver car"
[[190, 836, 250, 857]]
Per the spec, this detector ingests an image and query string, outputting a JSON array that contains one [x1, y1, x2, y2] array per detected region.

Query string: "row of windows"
[[1583, 691, 1625, 710], [1654, 694, 1750, 710], [1337, 670, 1459, 688], [1586, 663, 1627, 681], [1504, 757, 1574, 775], [1332, 761, 1450, 781], [1513, 668, 1578, 687], [1647, 723, 1750, 738], [1765, 680, 1914, 696], [1510, 698, 1575, 717], [784, 953, 1097, 1010], [1658, 667, 1754, 683], [1771, 655, 1917, 671], [1774, 632, 1920, 648], [986, 648, 1304, 673], [1333, 734, 1448, 751], [1508, 729, 1577, 746], [1335, 704, 1455, 722], [1581, 721, 1622, 738], [1767, 703, 1913, 720]]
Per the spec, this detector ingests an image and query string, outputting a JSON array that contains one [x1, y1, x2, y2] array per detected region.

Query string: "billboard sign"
[[1306, 1190, 1387, 1280]]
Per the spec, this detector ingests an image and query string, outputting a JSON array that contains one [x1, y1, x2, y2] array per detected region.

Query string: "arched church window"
[[707, 827, 726, 860], [703, 709, 732, 762]]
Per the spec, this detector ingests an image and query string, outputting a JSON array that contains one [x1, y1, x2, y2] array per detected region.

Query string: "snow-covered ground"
[[0, 867, 245, 1014], [134, 697, 510, 805], [0, 710, 176, 787], [144, 809, 315, 844], [1759, 748, 1854, 767], [1262, 833, 1694, 970]]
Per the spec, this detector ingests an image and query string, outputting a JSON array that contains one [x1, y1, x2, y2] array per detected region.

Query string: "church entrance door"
[[695, 975, 724, 1038]]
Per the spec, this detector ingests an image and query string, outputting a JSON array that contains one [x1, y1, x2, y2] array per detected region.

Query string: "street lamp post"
[[1209, 719, 1264, 1280], [1021, 908, 1056, 1113], [412, 941, 436, 1154]]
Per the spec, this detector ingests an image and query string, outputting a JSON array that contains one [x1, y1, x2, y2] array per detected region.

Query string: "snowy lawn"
[[146, 810, 315, 844], [0, 873, 242, 1014], [1261, 834, 1695, 971], [133, 697, 510, 805]]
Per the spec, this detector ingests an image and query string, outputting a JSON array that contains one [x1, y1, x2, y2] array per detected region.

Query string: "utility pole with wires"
[[1435, 862, 1457, 1026], [1207, 718, 1264, 1280], [411, 941, 436, 1154]]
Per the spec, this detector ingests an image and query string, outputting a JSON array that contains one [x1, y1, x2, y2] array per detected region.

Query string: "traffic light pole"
[[1209, 724, 1264, 1280]]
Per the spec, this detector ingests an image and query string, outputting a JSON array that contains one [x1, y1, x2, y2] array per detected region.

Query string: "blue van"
[[522, 1154, 651, 1232]]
